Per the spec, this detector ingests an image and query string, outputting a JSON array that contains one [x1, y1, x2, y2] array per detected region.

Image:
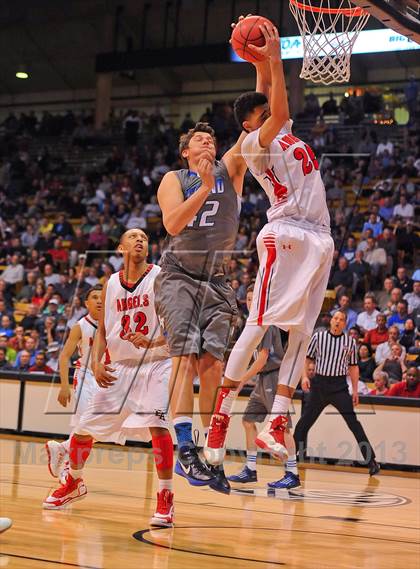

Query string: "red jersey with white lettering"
[[75, 315, 98, 372], [104, 265, 169, 364], [241, 120, 330, 230]]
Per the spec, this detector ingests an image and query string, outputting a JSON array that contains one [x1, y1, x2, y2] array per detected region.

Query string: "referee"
[[294, 310, 380, 476]]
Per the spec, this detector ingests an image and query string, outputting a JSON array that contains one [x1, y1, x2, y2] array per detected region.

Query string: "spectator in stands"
[[362, 213, 383, 238], [39, 217, 54, 236], [29, 351, 54, 374], [1, 254, 24, 289], [375, 325, 407, 364], [356, 294, 380, 335], [364, 237, 387, 286], [88, 225, 108, 250], [395, 267, 413, 295], [15, 337, 38, 367], [378, 227, 397, 275], [350, 250, 371, 298], [341, 236, 357, 263], [330, 256, 353, 295], [48, 238, 69, 270], [383, 287, 403, 317], [369, 370, 390, 396], [16, 271, 37, 302], [399, 318, 416, 351], [388, 366, 420, 398], [8, 326, 25, 352], [21, 304, 39, 331], [0, 279, 13, 310], [143, 195, 161, 218], [43, 264, 60, 287], [0, 315, 14, 338], [376, 137, 393, 156], [356, 228, 373, 254], [358, 344, 376, 383], [363, 313, 388, 351], [387, 299, 409, 332], [0, 346, 14, 370], [331, 293, 357, 331], [393, 195, 414, 221], [376, 277, 396, 312], [322, 93, 338, 115], [376, 344, 406, 384], [13, 349, 31, 372], [348, 325, 363, 345], [53, 214, 74, 239], [0, 334, 16, 363], [404, 281, 420, 314], [21, 224, 39, 248], [46, 341, 60, 371], [327, 179, 345, 202], [378, 197, 394, 222], [0, 299, 14, 324]]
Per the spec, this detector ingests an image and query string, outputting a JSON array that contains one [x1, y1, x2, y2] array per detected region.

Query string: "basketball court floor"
[[1, 436, 419, 568]]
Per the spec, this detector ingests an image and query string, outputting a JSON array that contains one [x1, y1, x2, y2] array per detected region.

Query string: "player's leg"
[[255, 328, 311, 461], [43, 433, 92, 509], [204, 323, 267, 464], [170, 354, 215, 485], [268, 422, 301, 490], [228, 419, 258, 483], [149, 426, 175, 527]]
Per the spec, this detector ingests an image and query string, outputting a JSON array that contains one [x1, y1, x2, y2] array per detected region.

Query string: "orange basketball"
[[231, 15, 274, 63]]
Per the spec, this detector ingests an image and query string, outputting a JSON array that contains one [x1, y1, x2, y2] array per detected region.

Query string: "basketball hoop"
[[289, 0, 370, 85]]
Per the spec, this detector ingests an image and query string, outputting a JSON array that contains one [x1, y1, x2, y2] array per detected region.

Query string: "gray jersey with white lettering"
[[161, 160, 241, 277]]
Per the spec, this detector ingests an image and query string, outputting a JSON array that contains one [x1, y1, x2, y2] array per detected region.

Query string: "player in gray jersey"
[[155, 54, 273, 493]]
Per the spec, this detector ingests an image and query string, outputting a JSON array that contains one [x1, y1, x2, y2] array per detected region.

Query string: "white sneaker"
[[0, 518, 12, 533], [255, 416, 289, 462], [45, 441, 67, 478]]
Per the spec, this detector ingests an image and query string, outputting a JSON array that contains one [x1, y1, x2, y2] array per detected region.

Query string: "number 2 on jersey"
[[293, 143, 319, 175], [120, 312, 149, 339], [188, 200, 219, 228]]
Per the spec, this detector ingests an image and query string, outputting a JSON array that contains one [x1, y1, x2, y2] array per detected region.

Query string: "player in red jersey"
[[43, 229, 175, 527], [45, 285, 103, 484], [205, 22, 334, 465]]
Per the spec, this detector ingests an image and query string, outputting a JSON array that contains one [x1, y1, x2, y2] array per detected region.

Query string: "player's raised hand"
[[94, 362, 117, 388], [248, 23, 280, 62], [57, 385, 71, 407], [197, 157, 215, 189]]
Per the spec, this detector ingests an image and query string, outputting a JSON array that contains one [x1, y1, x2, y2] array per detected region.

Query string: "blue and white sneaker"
[[267, 471, 301, 490], [174, 445, 216, 486], [227, 465, 257, 483]]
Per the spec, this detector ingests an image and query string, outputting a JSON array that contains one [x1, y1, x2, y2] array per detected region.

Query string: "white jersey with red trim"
[[76, 315, 98, 372], [241, 120, 330, 230], [104, 264, 170, 364]]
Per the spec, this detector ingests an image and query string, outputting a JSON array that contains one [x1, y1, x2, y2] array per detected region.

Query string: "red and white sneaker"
[[255, 415, 289, 462], [45, 441, 67, 478], [43, 475, 87, 510], [203, 414, 230, 465], [149, 489, 174, 527]]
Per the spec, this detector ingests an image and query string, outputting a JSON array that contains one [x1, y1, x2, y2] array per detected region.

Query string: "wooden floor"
[[0, 436, 419, 569]]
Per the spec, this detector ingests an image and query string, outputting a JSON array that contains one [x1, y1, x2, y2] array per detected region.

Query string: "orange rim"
[[290, 0, 366, 17]]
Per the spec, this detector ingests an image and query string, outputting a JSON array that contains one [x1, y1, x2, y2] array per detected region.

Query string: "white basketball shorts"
[[247, 220, 334, 336], [70, 367, 98, 428], [75, 358, 171, 444]]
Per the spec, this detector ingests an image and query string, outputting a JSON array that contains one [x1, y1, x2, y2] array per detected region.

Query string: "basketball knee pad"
[[152, 432, 174, 471]]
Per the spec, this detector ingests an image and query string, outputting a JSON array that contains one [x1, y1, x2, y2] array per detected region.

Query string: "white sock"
[[69, 467, 83, 480], [269, 395, 290, 421], [220, 389, 237, 415], [158, 479, 173, 492], [246, 452, 257, 471], [61, 439, 70, 452], [286, 454, 298, 475]]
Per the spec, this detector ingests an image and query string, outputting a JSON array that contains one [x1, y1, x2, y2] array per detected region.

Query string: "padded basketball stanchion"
[[289, 0, 370, 84]]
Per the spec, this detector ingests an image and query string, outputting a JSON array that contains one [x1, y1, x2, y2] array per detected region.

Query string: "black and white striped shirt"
[[307, 330, 357, 377]]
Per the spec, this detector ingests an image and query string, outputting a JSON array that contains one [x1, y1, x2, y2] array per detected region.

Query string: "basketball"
[[231, 15, 274, 63]]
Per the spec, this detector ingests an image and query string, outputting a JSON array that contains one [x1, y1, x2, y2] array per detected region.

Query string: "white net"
[[289, 0, 370, 85]]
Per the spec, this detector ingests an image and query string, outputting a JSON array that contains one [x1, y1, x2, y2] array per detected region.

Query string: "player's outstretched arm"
[[248, 23, 290, 148], [157, 167, 214, 236], [57, 324, 81, 407], [91, 282, 116, 388]]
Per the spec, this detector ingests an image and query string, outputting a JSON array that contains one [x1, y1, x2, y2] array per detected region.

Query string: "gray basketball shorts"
[[243, 369, 292, 428], [154, 268, 238, 361]]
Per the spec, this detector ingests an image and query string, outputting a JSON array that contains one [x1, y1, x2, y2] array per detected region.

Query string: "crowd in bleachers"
[[0, 102, 418, 396]]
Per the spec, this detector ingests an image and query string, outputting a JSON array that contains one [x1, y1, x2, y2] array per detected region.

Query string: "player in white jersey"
[[205, 22, 334, 465], [45, 285, 103, 484], [43, 229, 175, 527]]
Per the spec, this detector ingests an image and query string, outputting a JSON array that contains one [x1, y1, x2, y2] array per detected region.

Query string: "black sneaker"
[[368, 459, 380, 476], [208, 464, 231, 495], [174, 445, 216, 486]]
